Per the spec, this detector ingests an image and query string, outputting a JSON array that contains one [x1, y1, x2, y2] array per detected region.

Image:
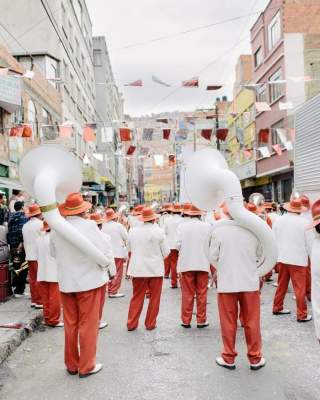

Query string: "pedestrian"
[[22, 204, 43, 308], [90, 212, 114, 330], [7, 201, 28, 297], [0, 193, 9, 226], [50, 193, 114, 378], [36, 221, 63, 327], [102, 208, 128, 299], [176, 205, 211, 328], [8, 190, 24, 213], [127, 205, 144, 229], [300, 195, 313, 302], [127, 207, 170, 331], [164, 203, 183, 288], [210, 202, 266, 371], [307, 199, 320, 342], [159, 203, 172, 278], [272, 198, 312, 322]]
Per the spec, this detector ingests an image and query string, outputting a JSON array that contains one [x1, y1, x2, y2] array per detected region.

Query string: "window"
[[61, 4, 67, 37], [63, 61, 68, 81], [254, 47, 263, 68], [269, 68, 284, 103], [93, 50, 102, 67], [68, 21, 73, 52], [75, 38, 80, 64], [268, 12, 281, 51], [257, 84, 267, 103], [271, 119, 284, 146], [70, 73, 75, 97], [73, 0, 82, 27]]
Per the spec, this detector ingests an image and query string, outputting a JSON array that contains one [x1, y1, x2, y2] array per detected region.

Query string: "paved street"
[[0, 279, 319, 400]]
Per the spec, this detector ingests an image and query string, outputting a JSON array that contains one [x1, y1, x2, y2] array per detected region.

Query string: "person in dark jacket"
[[0, 193, 9, 226]]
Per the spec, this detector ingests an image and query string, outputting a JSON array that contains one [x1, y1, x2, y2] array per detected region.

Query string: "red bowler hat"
[[26, 204, 42, 218], [283, 198, 307, 214], [138, 207, 160, 222], [307, 199, 320, 229], [247, 203, 258, 213], [171, 203, 182, 213], [132, 205, 144, 216], [301, 195, 310, 209], [90, 212, 106, 225], [105, 208, 118, 222], [59, 193, 92, 216], [184, 204, 202, 216]]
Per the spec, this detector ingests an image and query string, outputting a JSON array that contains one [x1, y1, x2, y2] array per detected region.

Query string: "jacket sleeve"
[[49, 233, 57, 258], [175, 224, 182, 251], [159, 231, 170, 259], [90, 225, 115, 268], [209, 230, 220, 263], [120, 225, 129, 245]]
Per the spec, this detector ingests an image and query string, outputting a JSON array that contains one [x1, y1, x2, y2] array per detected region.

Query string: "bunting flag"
[[152, 75, 171, 87], [255, 102, 271, 112], [127, 145, 136, 155], [276, 128, 287, 144], [154, 154, 164, 167], [22, 124, 32, 138], [119, 128, 131, 141], [206, 85, 223, 91], [258, 146, 271, 158], [284, 141, 293, 151], [279, 101, 293, 110], [59, 125, 73, 138], [216, 128, 228, 141], [125, 79, 143, 87], [168, 154, 176, 165], [201, 129, 212, 141], [0, 68, 9, 76], [272, 144, 282, 156], [83, 154, 90, 164], [142, 128, 153, 141], [243, 149, 253, 160], [182, 77, 199, 87], [23, 70, 35, 79], [93, 153, 103, 161], [163, 129, 171, 140], [9, 125, 23, 137], [83, 126, 96, 142], [258, 128, 270, 144]]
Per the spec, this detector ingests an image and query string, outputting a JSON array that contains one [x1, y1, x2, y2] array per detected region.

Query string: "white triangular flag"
[[154, 154, 164, 167], [258, 146, 271, 158], [24, 70, 35, 79], [83, 154, 90, 164], [93, 153, 103, 162], [255, 102, 271, 112], [276, 128, 287, 144], [279, 101, 293, 111], [284, 141, 293, 151]]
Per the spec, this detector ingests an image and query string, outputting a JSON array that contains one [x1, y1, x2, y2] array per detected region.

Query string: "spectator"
[[0, 193, 9, 226], [9, 190, 25, 213]]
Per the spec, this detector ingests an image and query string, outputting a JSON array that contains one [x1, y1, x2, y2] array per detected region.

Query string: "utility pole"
[[215, 102, 220, 151]]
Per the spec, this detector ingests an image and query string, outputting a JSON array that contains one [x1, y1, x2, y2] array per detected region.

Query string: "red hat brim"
[[59, 201, 92, 216]]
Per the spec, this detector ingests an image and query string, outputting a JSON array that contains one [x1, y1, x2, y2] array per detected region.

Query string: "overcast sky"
[[87, 0, 269, 117]]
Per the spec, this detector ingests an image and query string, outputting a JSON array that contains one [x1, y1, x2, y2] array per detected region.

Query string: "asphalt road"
[[0, 278, 319, 400]]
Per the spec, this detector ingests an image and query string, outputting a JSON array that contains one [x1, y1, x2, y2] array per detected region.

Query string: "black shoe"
[[127, 327, 137, 331], [181, 323, 191, 328], [67, 369, 78, 376], [297, 315, 312, 323], [197, 321, 209, 328]]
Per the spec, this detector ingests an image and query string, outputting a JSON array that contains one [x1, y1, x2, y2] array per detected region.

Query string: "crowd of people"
[[1, 190, 319, 378]]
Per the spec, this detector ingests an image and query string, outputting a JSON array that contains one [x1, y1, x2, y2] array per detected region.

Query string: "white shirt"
[[159, 213, 170, 229], [176, 219, 212, 273], [22, 217, 43, 260], [210, 221, 262, 293], [268, 212, 280, 226], [128, 215, 144, 229], [164, 214, 183, 249], [50, 216, 114, 293], [102, 220, 128, 259], [127, 223, 170, 277], [273, 213, 310, 267], [36, 232, 58, 282], [311, 234, 320, 339]]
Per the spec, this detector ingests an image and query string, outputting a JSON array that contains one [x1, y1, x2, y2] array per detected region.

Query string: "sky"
[[87, 0, 269, 117]]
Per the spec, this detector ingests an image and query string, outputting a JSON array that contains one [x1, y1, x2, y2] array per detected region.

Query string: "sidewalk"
[[0, 295, 43, 364]]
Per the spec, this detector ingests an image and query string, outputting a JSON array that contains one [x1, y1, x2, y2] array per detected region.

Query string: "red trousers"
[[28, 261, 42, 305], [38, 282, 61, 326], [273, 263, 308, 320], [164, 256, 170, 278], [306, 263, 311, 302], [127, 277, 163, 330], [180, 271, 208, 324], [218, 291, 262, 365], [108, 258, 125, 295], [99, 284, 107, 321], [60, 286, 102, 375], [168, 250, 179, 287]]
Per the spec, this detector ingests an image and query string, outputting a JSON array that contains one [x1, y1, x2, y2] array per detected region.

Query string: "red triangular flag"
[[168, 154, 176, 165], [272, 144, 282, 156], [22, 124, 32, 138], [216, 128, 228, 141], [125, 80, 143, 87], [259, 128, 270, 144], [83, 126, 96, 142], [10, 126, 24, 137], [59, 125, 73, 138], [127, 145, 136, 155], [163, 129, 171, 140], [243, 149, 253, 160], [201, 129, 212, 141], [182, 77, 199, 87], [119, 128, 131, 141]]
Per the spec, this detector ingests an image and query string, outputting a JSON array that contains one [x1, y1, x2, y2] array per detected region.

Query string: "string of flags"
[[125, 76, 222, 90]]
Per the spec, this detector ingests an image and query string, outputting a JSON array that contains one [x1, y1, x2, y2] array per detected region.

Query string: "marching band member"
[[307, 199, 320, 342], [102, 208, 128, 298], [181, 203, 192, 222], [127, 205, 144, 229], [164, 204, 183, 288], [36, 221, 63, 327], [22, 204, 43, 308], [176, 205, 211, 328], [50, 193, 114, 378], [210, 202, 266, 371], [90, 212, 113, 330], [272, 198, 312, 322], [127, 207, 170, 331], [159, 203, 172, 278], [301, 195, 313, 302]]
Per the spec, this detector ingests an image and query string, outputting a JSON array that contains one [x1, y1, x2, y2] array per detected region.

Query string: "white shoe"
[[108, 293, 125, 298], [55, 322, 64, 327], [79, 363, 103, 378], [250, 357, 266, 371], [292, 295, 296, 300], [297, 315, 312, 323], [35, 304, 43, 309], [14, 293, 28, 298], [272, 282, 278, 287], [273, 309, 291, 315], [99, 321, 108, 329], [216, 356, 235, 370]]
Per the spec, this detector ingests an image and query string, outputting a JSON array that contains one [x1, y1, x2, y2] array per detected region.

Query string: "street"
[[0, 279, 319, 400]]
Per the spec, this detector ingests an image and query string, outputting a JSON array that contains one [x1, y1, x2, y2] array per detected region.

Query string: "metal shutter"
[[295, 94, 320, 193]]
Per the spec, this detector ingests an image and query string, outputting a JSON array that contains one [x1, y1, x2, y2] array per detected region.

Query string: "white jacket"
[[176, 219, 212, 273], [22, 217, 43, 261], [311, 234, 320, 339], [102, 220, 128, 259], [50, 216, 114, 293], [36, 232, 59, 282], [210, 221, 262, 293], [164, 214, 183, 249], [273, 213, 310, 266], [127, 223, 170, 277], [128, 215, 143, 229]]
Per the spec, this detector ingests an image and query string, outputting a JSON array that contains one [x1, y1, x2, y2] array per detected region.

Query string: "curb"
[[0, 310, 43, 365]]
